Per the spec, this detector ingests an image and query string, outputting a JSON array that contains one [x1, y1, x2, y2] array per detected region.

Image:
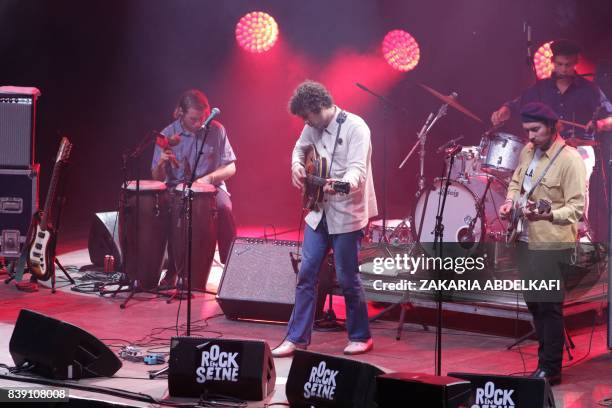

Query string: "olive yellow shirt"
[[506, 136, 586, 249]]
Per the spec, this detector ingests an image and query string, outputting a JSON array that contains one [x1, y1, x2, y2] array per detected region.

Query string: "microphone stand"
[[101, 133, 168, 308], [182, 122, 212, 336], [432, 148, 458, 376], [355, 83, 411, 243], [399, 100, 450, 199]]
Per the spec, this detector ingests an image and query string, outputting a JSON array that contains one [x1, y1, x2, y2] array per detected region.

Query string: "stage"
[[0, 229, 610, 407]]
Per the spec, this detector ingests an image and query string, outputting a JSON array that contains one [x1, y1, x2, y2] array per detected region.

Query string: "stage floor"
[[0, 228, 610, 407]]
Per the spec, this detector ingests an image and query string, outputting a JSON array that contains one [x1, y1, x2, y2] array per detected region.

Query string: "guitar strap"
[[327, 110, 347, 176], [524, 144, 566, 201]]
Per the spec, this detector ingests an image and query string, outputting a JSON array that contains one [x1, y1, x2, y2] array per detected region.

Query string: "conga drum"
[[119, 180, 169, 290], [169, 182, 217, 291]]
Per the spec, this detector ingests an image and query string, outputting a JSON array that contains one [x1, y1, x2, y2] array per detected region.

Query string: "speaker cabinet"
[[9, 309, 122, 379], [0, 90, 39, 168], [168, 337, 275, 401], [376, 372, 471, 408], [286, 349, 383, 408], [216, 238, 329, 322], [448, 372, 555, 408], [88, 211, 122, 268]]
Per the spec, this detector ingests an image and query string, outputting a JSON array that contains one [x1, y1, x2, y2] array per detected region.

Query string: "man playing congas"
[[152, 89, 237, 288]]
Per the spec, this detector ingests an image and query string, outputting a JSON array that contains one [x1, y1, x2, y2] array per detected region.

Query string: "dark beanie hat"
[[520, 102, 559, 123]]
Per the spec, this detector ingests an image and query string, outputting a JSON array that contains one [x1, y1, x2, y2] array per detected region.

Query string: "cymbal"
[[565, 137, 599, 147], [419, 83, 483, 123]]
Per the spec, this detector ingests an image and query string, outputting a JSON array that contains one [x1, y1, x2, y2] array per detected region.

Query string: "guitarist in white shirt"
[[499, 102, 586, 385], [272, 81, 377, 357]]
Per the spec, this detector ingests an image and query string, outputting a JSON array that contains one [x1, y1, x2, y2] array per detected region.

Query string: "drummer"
[[491, 39, 612, 226], [152, 89, 237, 282]]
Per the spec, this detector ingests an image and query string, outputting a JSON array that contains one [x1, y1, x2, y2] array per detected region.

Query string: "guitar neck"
[[306, 174, 327, 187], [40, 161, 63, 230]]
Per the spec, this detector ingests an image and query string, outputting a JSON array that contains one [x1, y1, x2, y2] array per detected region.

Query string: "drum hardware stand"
[[100, 134, 170, 307], [507, 320, 576, 361], [457, 175, 493, 252]]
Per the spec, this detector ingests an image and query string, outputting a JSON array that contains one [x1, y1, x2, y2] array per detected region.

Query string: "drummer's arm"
[[197, 162, 236, 185]]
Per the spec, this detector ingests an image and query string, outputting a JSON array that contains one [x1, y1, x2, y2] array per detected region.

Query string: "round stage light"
[[235, 11, 279, 54], [533, 41, 554, 79], [382, 29, 420, 72]]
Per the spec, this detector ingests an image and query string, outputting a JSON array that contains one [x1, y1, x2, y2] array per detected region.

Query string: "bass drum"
[[413, 175, 508, 256]]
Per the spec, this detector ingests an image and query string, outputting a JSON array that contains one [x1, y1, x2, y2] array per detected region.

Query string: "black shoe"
[[529, 368, 562, 386]]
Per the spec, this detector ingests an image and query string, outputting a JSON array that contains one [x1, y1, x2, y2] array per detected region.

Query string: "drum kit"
[[367, 84, 527, 254]]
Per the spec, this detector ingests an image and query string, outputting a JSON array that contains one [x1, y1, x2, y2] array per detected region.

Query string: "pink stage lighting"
[[235, 11, 279, 54], [382, 29, 420, 72], [534, 41, 554, 79]]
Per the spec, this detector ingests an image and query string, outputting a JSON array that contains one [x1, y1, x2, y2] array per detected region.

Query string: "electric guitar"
[[27, 137, 73, 280], [506, 195, 552, 244], [302, 144, 350, 210]]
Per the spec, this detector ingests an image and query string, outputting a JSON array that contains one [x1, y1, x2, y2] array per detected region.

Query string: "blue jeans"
[[286, 216, 371, 345]]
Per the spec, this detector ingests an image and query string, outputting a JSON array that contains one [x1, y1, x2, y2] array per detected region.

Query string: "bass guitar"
[[27, 137, 73, 280]]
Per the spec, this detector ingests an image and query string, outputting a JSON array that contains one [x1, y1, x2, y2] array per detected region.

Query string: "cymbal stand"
[[399, 100, 450, 198]]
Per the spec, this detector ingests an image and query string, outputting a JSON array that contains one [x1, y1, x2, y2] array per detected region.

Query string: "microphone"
[[201, 107, 221, 129], [444, 144, 462, 156], [436, 136, 464, 153]]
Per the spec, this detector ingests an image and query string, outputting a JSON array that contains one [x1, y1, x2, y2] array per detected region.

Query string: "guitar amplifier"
[[0, 90, 39, 168], [0, 166, 39, 259]]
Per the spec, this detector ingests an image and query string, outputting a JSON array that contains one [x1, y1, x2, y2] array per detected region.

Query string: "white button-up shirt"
[[291, 107, 378, 234]]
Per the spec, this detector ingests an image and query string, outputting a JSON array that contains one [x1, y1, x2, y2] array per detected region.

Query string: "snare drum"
[[368, 219, 413, 246], [481, 133, 525, 176], [169, 182, 217, 291], [119, 180, 169, 290]]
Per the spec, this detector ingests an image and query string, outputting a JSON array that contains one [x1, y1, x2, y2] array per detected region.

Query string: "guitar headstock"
[[56, 137, 73, 164]]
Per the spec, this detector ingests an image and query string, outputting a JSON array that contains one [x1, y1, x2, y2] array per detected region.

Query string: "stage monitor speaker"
[[376, 372, 471, 408], [0, 91, 38, 168], [168, 337, 275, 401], [88, 211, 122, 268], [9, 309, 122, 379], [286, 349, 383, 408], [216, 237, 329, 322], [448, 372, 555, 408]]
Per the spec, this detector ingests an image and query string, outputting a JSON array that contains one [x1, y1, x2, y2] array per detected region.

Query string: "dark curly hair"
[[551, 39, 581, 57], [288, 80, 334, 117]]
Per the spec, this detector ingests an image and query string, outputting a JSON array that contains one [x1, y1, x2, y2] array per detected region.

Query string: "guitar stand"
[[50, 258, 75, 294]]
